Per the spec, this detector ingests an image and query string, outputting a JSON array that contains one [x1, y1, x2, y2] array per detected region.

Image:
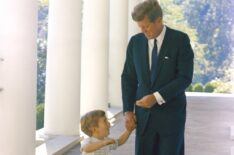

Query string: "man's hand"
[[136, 94, 157, 108], [124, 112, 136, 131]]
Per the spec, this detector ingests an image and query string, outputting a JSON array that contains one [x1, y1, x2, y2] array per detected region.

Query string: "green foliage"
[[186, 84, 193, 92], [204, 82, 216, 92], [209, 79, 233, 93], [37, 39, 47, 104], [189, 80, 233, 93], [38, 0, 48, 6], [215, 82, 233, 93], [192, 83, 204, 92], [161, 0, 198, 41], [37, 103, 44, 129], [182, 0, 234, 83], [160, 0, 209, 85], [37, 2, 48, 104], [161, 0, 233, 91]]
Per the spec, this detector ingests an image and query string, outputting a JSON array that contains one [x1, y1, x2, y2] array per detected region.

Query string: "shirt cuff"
[[115, 139, 119, 146], [153, 92, 165, 105]]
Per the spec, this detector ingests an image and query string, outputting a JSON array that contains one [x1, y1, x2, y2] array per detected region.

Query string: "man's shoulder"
[[129, 33, 147, 45], [131, 33, 146, 40], [166, 26, 188, 38]]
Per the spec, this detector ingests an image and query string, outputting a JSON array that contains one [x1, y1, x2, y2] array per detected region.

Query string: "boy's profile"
[[80, 110, 135, 155]]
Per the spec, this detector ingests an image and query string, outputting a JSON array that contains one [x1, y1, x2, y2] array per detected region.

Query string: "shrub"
[[209, 79, 233, 93], [192, 83, 204, 92], [214, 82, 233, 93], [37, 103, 44, 130], [204, 82, 216, 92], [186, 84, 193, 92]]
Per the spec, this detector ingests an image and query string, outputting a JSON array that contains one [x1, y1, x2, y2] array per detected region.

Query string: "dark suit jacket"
[[121, 26, 194, 135]]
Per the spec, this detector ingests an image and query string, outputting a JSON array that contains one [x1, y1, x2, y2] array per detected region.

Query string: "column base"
[[36, 129, 82, 155]]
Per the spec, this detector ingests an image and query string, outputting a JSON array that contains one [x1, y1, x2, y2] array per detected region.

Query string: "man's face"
[[137, 16, 163, 39]]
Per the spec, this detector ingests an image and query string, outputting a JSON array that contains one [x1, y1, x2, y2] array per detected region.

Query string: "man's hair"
[[132, 0, 163, 22], [80, 110, 106, 137]]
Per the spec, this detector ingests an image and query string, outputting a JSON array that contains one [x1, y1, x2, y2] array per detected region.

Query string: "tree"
[[37, 0, 48, 104], [160, 0, 209, 84], [182, 0, 234, 83]]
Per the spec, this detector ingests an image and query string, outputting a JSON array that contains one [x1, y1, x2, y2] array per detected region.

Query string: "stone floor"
[[65, 95, 234, 155]]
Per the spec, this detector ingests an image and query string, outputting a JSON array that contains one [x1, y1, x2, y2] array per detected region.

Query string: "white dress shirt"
[[148, 25, 166, 105]]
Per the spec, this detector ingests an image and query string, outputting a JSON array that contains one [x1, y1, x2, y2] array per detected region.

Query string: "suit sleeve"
[[159, 33, 194, 101], [121, 37, 138, 112]]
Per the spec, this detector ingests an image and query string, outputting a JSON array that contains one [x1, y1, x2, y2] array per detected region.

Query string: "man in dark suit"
[[121, 0, 194, 155]]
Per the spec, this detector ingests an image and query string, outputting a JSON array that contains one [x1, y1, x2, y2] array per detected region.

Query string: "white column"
[[44, 0, 82, 135], [128, 0, 141, 39], [0, 0, 37, 154], [109, 0, 128, 107], [81, 0, 109, 115]]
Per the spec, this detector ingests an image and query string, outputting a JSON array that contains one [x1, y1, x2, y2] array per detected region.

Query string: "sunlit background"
[[36, 0, 234, 128]]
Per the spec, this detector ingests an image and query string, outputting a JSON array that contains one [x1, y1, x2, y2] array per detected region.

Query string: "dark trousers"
[[135, 128, 184, 155]]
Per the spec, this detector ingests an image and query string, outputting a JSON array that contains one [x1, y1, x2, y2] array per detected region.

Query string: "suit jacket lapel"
[[151, 27, 170, 86], [139, 35, 151, 86]]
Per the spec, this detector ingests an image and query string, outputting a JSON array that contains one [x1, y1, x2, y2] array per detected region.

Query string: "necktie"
[[151, 39, 157, 85]]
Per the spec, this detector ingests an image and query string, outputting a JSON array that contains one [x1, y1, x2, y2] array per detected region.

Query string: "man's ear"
[[156, 17, 162, 23]]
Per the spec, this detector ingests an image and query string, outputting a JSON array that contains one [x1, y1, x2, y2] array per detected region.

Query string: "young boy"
[[80, 110, 135, 155]]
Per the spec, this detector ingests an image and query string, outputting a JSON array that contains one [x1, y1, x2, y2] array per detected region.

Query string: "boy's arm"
[[81, 139, 115, 153], [117, 129, 133, 146]]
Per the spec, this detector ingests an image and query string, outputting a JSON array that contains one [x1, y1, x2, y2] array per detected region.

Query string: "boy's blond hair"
[[80, 110, 106, 137]]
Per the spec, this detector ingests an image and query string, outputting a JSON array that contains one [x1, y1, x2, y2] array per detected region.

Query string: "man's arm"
[[121, 37, 138, 112], [158, 33, 194, 101], [122, 37, 138, 128]]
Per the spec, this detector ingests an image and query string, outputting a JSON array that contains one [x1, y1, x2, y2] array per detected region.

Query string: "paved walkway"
[[65, 95, 234, 155]]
